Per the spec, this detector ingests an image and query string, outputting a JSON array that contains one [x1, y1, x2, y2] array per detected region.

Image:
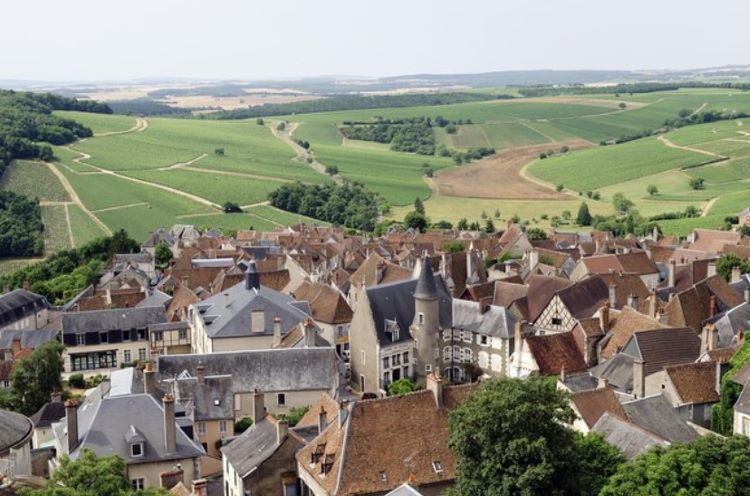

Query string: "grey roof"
[[714, 302, 750, 348], [30, 401, 66, 429], [114, 253, 153, 264], [136, 289, 172, 309], [192, 258, 234, 268], [365, 274, 452, 347], [734, 378, 750, 415], [591, 353, 634, 393], [592, 412, 668, 460], [142, 228, 175, 248], [621, 394, 699, 443], [0, 329, 58, 349], [560, 372, 599, 393], [451, 300, 516, 339], [0, 289, 49, 327], [221, 417, 282, 478], [61, 306, 167, 334], [158, 348, 338, 394], [386, 484, 425, 496], [414, 256, 438, 300], [55, 389, 204, 464], [172, 375, 234, 421], [195, 281, 313, 339], [0, 409, 32, 454]]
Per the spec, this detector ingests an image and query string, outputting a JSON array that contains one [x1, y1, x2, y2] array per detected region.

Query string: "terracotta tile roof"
[[166, 286, 199, 322], [290, 281, 353, 325], [600, 307, 664, 360], [295, 393, 340, 429], [525, 275, 574, 321], [721, 243, 750, 260], [349, 253, 412, 289], [598, 273, 651, 309], [571, 386, 628, 429], [665, 361, 719, 404], [576, 317, 604, 338], [491, 280, 529, 308], [617, 252, 659, 275], [664, 275, 744, 332], [632, 328, 702, 376], [707, 345, 739, 364], [556, 276, 609, 319], [297, 384, 477, 495], [460, 281, 495, 302], [581, 254, 624, 274], [689, 229, 740, 253], [525, 332, 588, 375]]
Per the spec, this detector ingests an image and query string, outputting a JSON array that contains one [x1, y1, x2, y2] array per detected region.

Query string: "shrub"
[[556, 184, 564, 192], [689, 177, 706, 190], [68, 373, 85, 389], [235, 416, 253, 433]]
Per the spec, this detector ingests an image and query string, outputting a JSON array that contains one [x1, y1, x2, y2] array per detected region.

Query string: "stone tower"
[[411, 255, 441, 381]]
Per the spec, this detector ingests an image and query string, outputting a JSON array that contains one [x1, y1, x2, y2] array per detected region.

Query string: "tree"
[[612, 193, 634, 214], [716, 253, 750, 282], [600, 435, 750, 496], [526, 227, 548, 241], [484, 219, 496, 234], [559, 145, 570, 154], [494, 209, 501, 218], [646, 184, 659, 196], [154, 241, 172, 269], [414, 197, 425, 214], [255, 118, 264, 125], [387, 378, 416, 396], [276, 122, 286, 131], [39, 145, 54, 161], [456, 218, 469, 230], [447, 378, 622, 496], [689, 177, 706, 190], [556, 184, 564, 192], [561, 210, 571, 220], [223, 201, 242, 213], [22, 448, 167, 496], [11, 340, 64, 415], [576, 202, 592, 226], [443, 240, 465, 253], [618, 102, 627, 109], [324, 165, 338, 175], [404, 211, 429, 232], [214, 147, 224, 156]]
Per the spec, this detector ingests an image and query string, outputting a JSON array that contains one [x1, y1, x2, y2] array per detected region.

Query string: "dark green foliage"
[[294, 138, 310, 149], [325, 165, 338, 175], [600, 435, 750, 496], [223, 202, 242, 213], [387, 378, 416, 396], [341, 117, 436, 155], [443, 240, 465, 253], [68, 373, 85, 389], [256, 118, 264, 125], [207, 92, 500, 119], [612, 193, 634, 214], [0, 230, 139, 305], [276, 406, 309, 427], [432, 220, 452, 229], [214, 147, 225, 156], [0, 90, 107, 171], [414, 197, 425, 214], [689, 177, 706, 190], [276, 122, 286, 131], [154, 241, 172, 269], [404, 210, 429, 232], [107, 99, 191, 116], [456, 218, 469, 230], [716, 254, 750, 282], [268, 181, 379, 231], [647, 184, 659, 196], [526, 227, 548, 240], [576, 202, 592, 226], [0, 190, 44, 257], [234, 416, 253, 433], [10, 339, 64, 416], [484, 219, 496, 234], [447, 378, 623, 496], [20, 448, 168, 496]]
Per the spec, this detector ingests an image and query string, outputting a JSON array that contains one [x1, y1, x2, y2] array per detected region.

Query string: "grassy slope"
[[55, 110, 137, 135], [0, 160, 70, 202]]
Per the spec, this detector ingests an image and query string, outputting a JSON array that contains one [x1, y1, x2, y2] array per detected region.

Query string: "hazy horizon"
[[2, 0, 749, 81]]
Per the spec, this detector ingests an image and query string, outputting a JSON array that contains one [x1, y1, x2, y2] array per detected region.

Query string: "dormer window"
[[311, 443, 326, 465], [432, 460, 443, 473], [130, 442, 144, 458], [379, 471, 388, 482], [321, 454, 335, 475]]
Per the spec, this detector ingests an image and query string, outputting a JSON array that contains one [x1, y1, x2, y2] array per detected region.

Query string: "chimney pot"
[[163, 393, 176, 453], [668, 259, 676, 288], [65, 399, 79, 453], [709, 294, 717, 318], [252, 389, 265, 424], [196, 364, 205, 385], [599, 303, 610, 332], [272, 316, 282, 347], [276, 419, 288, 445], [144, 362, 156, 396]]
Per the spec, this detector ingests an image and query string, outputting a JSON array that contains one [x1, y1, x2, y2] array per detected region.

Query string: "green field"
[[40, 205, 72, 252], [56, 110, 138, 135], [68, 205, 108, 246], [0, 160, 70, 202]]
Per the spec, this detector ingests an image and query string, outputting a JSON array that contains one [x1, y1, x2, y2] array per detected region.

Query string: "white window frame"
[[131, 477, 145, 490], [219, 420, 227, 433]]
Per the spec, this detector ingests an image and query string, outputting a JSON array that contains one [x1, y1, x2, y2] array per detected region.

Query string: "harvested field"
[[436, 140, 591, 199]]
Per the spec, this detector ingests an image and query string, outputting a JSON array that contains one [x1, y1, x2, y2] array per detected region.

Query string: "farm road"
[[270, 122, 344, 185]]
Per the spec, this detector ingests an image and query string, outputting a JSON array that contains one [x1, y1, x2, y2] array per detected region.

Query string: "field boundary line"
[[518, 121, 556, 143], [91, 202, 150, 213], [239, 201, 271, 209], [701, 197, 718, 217], [63, 204, 75, 248], [39, 201, 74, 207], [158, 153, 208, 171], [94, 118, 149, 137], [657, 135, 726, 159], [180, 166, 293, 183]]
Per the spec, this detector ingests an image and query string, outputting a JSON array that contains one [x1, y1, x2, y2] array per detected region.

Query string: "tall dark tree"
[[414, 197, 425, 214], [404, 210, 429, 232], [576, 202, 592, 226]]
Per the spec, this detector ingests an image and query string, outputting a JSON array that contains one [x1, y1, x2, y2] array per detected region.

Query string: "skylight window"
[[433, 460, 443, 473]]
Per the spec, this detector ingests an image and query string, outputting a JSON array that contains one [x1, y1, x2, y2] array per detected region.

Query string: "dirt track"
[[435, 140, 591, 199]]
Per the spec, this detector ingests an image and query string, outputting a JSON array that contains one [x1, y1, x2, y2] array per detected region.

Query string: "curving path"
[[270, 122, 343, 185], [94, 118, 149, 137], [657, 135, 726, 159]]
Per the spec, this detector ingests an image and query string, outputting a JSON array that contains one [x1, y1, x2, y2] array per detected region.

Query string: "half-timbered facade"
[[535, 295, 576, 333]]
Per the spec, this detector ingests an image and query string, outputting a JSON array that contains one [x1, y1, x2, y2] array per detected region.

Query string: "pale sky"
[[2, 0, 749, 81]]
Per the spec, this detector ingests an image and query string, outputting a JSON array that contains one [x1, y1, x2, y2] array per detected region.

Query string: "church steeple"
[[414, 255, 438, 300]]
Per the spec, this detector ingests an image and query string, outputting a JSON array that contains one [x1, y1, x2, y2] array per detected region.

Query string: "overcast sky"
[[3, 0, 749, 81]]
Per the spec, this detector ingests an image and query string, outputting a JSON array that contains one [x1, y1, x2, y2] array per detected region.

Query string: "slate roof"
[[621, 394, 699, 443], [158, 348, 337, 394], [61, 306, 167, 334], [570, 387, 627, 429], [714, 302, 750, 348], [665, 361, 719, 404], [591, 412, 668, 460], [523, 275, 574, 322], [451, 300, 517, 339], [0, 329, 58, 350], [414, 256, 439, 299], [364, 274, 452, 347], [172, 375, 234, 421], [734, 377, 750, 415], [29, 401, 66, 429], [591, 352, 635, 392], [0, 289, 49, 328], [559, 372, 599, 392], [524, 332, 587, 375], [0, 409, 32, 454], [194, 280, 313, 339], [54, 391, 204, 463]]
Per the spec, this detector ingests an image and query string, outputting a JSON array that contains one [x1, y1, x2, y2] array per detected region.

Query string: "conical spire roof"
[[414, 255, 438, 300]]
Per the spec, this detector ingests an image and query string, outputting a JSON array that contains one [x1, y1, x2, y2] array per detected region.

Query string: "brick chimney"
[[426, 372, 444, 408], [303, 318, 315, 347], [276, 419, 288, 445], [648, 289, 658, 318], [158, 467, 184, 489], [707, 261, 717, 278], [163, 393, 176, 453], [375, 260, 385, 284], [599, 303, 610, 332], [144, 362, 156, 396], [196, 364, 205, 385], [317, 406, 327, 435], [668, 259, 676, 288], [251, 389, 265, 424], [709, 294, 717, 318], [192, 479, 208, 496], [65, 399, 79, 453], [272, 316, 282, 347], [11, 337, 21, 355]]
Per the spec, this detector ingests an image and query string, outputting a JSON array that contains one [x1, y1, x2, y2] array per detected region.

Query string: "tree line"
[[341, 117, 437, 155], [0, 191, 44, 257], [517, 81, 750, 98], [268, 181, 379, 232]]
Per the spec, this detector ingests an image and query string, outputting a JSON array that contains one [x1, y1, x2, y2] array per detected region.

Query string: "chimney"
[[272, 316, 282, 347], [528, 248, 539, 271], [65, 399, 79, 453], [159, 467, 184, 489], [668, 259, 676, 287], [245, 260, 260, 290], [196, 364, 205, 385], [731, 266, 742, 284], [317, 406, 327, 435], [652, 225, 659, 241], [276, 419, 288, 445], [223, 292, 230, 308], [144, 362, 156, 396], [426, 372, 444, 408], [745, 288, 750, 304], [375, 260, 385, 284], [700, 326, 711, 355], [709, 326, 718, 352], [251, 389, 265, 424], [513, 320, 528, 372], [709, 295, 717, 318], [11, 337, 21, 355], [659, 308, 669, 326], [191, 479, 208, 496], [599, 303, 610, 332], [597, 375, 609, 389], [304, 318, 315, 347], [707, 261, 717, 278], [466, 250, 474, 280], [608, 284, 616, 307], [649, 289, 658, 318], [559, 366, 566, 383], [632, 359, 645, 398], [163, 394, 176, 453], [105, 288, 113, 305], [338, 400, 349, 428]]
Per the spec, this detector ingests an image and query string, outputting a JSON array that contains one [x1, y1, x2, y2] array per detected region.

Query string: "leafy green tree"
[[277, 406, 309, 427], [647, 184, 659, 196], [456, 218, 469, 230], [234, 416, 253, 433], [154, 241, 172, 269], [255, 118, 264, 125], [494, 209, 501, 218], [223, 202, 242, 213], [404, 211, 429, 232], [600, 435, 750, 496], [689, 177, 706, 190], [387, 378, 416, 396], [716, 253, 750, 282], [447, 378, 622, 496], [562, 210, 571, 220], [324, 165, 338, 175], [556, 184, 564, 192], [443, 241, 465, 253], [21, 449, 167, 496], [612, 193, 634, 214], [12, 340, 64, 415], [414, 197, 425, 214], [526, 227, 548, 241], [276, 121, 286, 131], [214, 147, 224, 156], [618, 102, 627, 109], [576, 202, 592, 226]]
